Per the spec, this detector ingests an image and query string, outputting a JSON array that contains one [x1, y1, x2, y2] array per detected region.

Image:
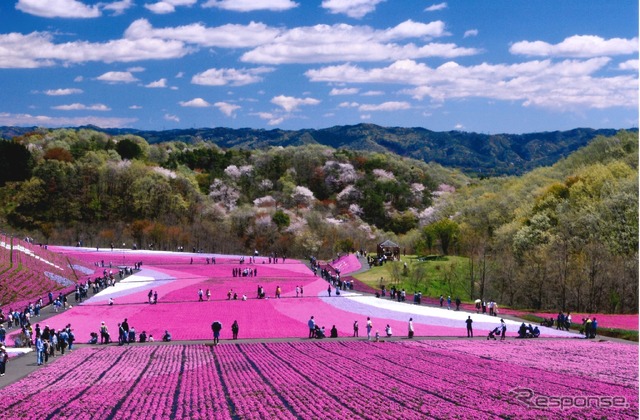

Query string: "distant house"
[[377, 240, 400, 260]]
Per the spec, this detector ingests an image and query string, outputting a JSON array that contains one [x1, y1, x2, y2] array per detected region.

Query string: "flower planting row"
[[0, 237, 94, 309], [0, 340, 637, 419], [424, 339, 639, 388]]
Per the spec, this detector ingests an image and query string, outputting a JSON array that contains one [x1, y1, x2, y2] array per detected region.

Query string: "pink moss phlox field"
[[6, 247, 576, 344], [0, 340, 636, 419], [0, 237, 94, 310]]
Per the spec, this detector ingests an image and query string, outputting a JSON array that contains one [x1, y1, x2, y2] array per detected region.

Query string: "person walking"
[[465, 316, 473, 338], [500, 319, 507, 341], [353, 320, 359, 337], [447, 296, 452, 310], [408, 318, 414, 338], [366, 317, 373, 341]]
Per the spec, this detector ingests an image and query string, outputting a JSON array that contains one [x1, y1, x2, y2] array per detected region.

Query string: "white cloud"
[[74, 76, 84, 82], [359, 101, 410, 111], [16, 0, 101, 18], [203, 0, 298, 12], [321, 0, 385, 18], [102, 0, 134, 15], [192, 67, 274, 86], [52, 103, 111, 111], [329, 87, 359, 95], [144, 0, 197, 14], [129, 105, 143, 109], [0, 112, 135, 128], [307, 57, 638, 111], [124, 19, 280, 48], [97, 71, 139, 84], [360, 114, 371, 120], [179, 98, 211, 107], [271, 95, 320, 112], [241, 20, 475, 64], [44, 88, 83, 96], [0, 31, 189, 68], [146, 78, 168, 88], [464, 29, 478, 38], [361, 90, 384, 96], [214, 102, 241, 117], [510, 35, 638, 58], [175, 72, 184, 78], [425, 2, 447, 12], [128, 66, 146, 73], [339, 102, 359, 108], [454, 123, 464, 130], [164, 113, 180, 122], [253, 112, 284, 126], [619, 59, 639, 70]]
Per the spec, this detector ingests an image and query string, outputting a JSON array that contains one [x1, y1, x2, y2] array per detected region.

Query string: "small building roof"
[[379, 240, 399, 248]]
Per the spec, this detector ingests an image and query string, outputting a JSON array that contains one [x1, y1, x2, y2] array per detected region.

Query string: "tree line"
[[0, 128, 636, 313]]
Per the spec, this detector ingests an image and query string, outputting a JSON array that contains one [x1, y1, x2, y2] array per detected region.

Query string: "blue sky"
[[0, 0, 637, 133]]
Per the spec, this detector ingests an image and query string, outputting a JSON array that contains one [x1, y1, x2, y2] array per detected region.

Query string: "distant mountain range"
[[1, 124, 633, 176]]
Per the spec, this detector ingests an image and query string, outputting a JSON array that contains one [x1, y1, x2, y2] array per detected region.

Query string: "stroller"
[[487, 327, 500, 340]]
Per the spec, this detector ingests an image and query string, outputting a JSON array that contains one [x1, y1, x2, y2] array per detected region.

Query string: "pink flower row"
[[0, 339, 636, 419]]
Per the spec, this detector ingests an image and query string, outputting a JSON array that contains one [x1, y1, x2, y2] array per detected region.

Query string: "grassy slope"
[[353, 255, 471, 299]]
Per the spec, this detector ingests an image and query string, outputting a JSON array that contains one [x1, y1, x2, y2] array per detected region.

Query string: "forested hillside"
[[0, 128, 636, 314], [0, 124, 626, 176]]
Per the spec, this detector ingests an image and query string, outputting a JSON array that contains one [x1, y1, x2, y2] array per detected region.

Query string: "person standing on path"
[[366, 317, 373, 341], [231, 321, 239, 340], [408, 318, 414, 338], [0, 345, 7, 376], [465, 316, 473, 338], [211, 321, 222, 345], [308, 316, 316, 338], [353, 320, 359, 337], [121, 318, 130, 345], [36, 336, 44, 366], [447, 296, 452, 310], [500, 319, 507, 341]]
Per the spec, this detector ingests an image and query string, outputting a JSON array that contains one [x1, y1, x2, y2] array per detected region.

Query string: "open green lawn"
[[353, 255, 472, 301]]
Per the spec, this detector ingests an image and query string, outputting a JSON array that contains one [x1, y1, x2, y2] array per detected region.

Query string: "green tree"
[[272, 210, 290, 231], [116, 139, 143, 160], [424, 219, 460, 255], [0, 141, 33, 186]]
